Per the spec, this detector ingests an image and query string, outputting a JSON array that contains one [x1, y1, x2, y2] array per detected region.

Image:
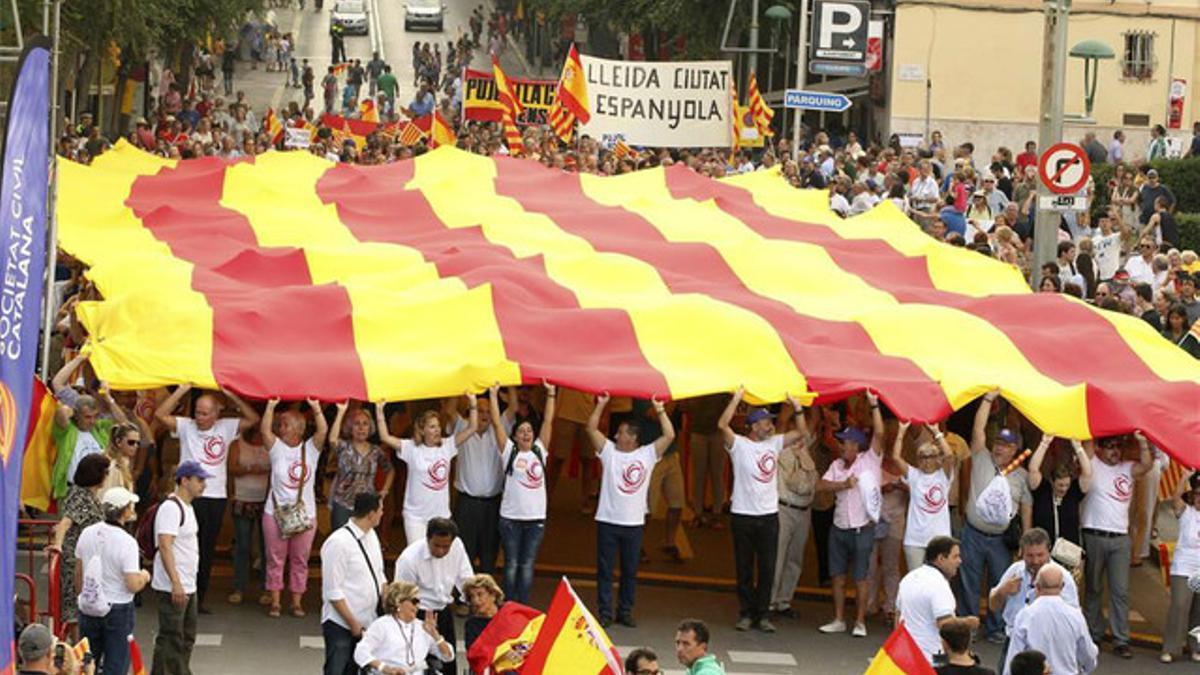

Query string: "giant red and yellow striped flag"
[[522, 577, 622, 675], [747, 73, 774, 137], [53, 142, 1200, 463], [19, 377, 57, 512], [547, 43, 590, 143], [492, 56, 525, 156], [865, 624, 936, 675]]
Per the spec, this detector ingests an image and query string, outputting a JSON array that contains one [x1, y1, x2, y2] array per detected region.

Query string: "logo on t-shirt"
[[423, 458, 450, 491], [1110, 474, 1133, 502], [919, 484, 947, 515], [753, 452, 777, 484], [201, 435, 227, 465], [516, 457, 543, 490], [617, 461, 647, 495], [285, 460, 310, 489]]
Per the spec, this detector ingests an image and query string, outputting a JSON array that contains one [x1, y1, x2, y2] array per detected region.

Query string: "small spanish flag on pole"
[[864, 624, 937, 675], [19, 378, 58, 512], [521, 577, 622, 675], [547, 43, 590, 144], [431, 110, 457, 148], [359, 98, 380, 123]]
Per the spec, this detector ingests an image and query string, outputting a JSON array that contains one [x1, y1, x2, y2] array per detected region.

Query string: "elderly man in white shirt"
[[394, 517, 474, 675], [1003, 565, 1098, 675], [988, 527, 1079, 671], [321, 491, 386, 675], [897, 536, 979, 667]]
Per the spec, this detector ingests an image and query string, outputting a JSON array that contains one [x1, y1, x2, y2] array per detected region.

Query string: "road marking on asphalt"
[[194, 633, 222, 647], [726, 650, 798, 666], [300, 636, 324, 649]]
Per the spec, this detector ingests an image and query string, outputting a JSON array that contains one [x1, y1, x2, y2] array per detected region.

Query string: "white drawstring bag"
[[77, 530, 111, 618], [974, 474, 1015, 529]]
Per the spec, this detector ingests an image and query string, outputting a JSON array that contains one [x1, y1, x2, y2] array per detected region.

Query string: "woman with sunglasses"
[[101, 423, 143, 493], [891, 420, 955, 572], [355, 581, 453, 674]]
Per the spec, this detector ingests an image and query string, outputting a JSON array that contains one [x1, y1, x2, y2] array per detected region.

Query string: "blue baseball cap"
[[835, 426, 869, 447], [175, 460, 212, 481], [996, 428, 1021, 446], [746, 408, 775, 425]]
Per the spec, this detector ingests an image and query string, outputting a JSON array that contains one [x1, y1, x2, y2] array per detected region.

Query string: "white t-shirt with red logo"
[[499, 440, 548, 521], [264, 438, 320, 519], [175, 417, 240, 499], [397, 438, 458, 521], [904, 466, 953, 548], [1081, 459, 1135, 534], [729, 434, 784, 516], [595, 441, 659, 527], [1170, 506, 1200, 577]]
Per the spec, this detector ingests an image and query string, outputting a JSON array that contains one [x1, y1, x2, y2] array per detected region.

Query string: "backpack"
[[77, 528, 111, 617], [136, 496, 184, 564]]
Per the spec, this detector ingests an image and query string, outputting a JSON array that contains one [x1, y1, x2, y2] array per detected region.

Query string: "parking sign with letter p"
[[811, 0, 870, 62]]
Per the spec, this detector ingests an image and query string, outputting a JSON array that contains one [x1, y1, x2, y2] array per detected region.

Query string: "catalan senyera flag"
[[747, 73, 774, 137], [492, 56, 525, 156], [1159, 459, 1189, 500], [53, 141, 1200, 464], [547, 42, 590, 143], [864, 624, 937, 675], [522, 578, 622, 675], [729, 77, 743, 153], [129, 635, 147, 675], [611, 140, 632, 161], [398, 120, 427, 146], [19, 378, 57, 511], [466, 601, 544, 674], [430, 110, 457, 148], [265, 108, 284, 145], [359, 97, 380, 123]]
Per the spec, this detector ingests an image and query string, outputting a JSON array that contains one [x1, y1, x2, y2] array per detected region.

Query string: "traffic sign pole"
[[1033, 0, 1070, 290], [792, 0, 809, 163]]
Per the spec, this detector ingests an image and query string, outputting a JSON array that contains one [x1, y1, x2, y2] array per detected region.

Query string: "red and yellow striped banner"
[[55, 142, 1200, 463]]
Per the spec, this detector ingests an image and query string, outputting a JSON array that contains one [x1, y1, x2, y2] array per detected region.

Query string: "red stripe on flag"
[[666, 169, 1200, 456], [315, 160, 671, 396], [126, 159, 369, 400], [494, 161, 951, 418], [880, 623, 938, 674]]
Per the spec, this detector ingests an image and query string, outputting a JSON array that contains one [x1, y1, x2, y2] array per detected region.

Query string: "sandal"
[[291, 604, 306, 618], [268, 604, 281, 618]]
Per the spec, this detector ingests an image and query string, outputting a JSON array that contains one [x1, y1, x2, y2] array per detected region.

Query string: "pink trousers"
[[261, 512, 316, 594]]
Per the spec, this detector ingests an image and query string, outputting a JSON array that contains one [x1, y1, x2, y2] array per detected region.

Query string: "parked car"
[[331, 0, 369, 35], [404, 0, 445, 31]]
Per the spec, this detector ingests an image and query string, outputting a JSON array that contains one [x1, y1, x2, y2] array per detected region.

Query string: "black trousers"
[[731, 513, 779, 621], [417, 607, 456, 675], [193, 496, 227, 603], [812, 507, 834, 584], [454, 492, 501, 574]]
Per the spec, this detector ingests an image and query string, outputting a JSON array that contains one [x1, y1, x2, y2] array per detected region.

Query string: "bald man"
[[1003, 565, 1097, 675], [156, 384, 260, 612]]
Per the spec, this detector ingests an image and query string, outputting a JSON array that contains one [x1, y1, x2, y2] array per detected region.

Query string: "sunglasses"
[[123, 439, 140, 447]]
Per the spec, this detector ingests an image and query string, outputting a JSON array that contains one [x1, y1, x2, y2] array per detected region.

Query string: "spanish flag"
[[466, 601, 544, 674], [522, 578, 622, 675], [747, 73, 774, 137], [129, 635, 147, 675], [547, 43, 590, 143], [332, 62, 348, 76], [864, 624, 937, 675], [431, 110, 456, 148], [19, 378, 57, 512], [492, 56, 525, 156], [265, 108, 284, 145], [359, 98, 380, 123]]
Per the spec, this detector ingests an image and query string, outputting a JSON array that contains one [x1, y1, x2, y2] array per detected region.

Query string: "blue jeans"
[[232, 508, 265, 593], [957, 523, 1012, 638], [596, 522, 644, 620], [322, 620, 359, 675], [79, 601, 135, 675], [499, 518, 544, 604]]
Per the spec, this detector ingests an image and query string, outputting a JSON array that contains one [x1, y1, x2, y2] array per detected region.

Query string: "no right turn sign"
[[1038, 143, 1091, 195]]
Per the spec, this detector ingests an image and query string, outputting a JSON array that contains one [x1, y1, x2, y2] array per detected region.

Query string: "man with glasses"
[[624, 648, 661, 675], [1003, 565, 1097, 675], [989, 528, 1079, 670], [1123, 238, 1158, 288]]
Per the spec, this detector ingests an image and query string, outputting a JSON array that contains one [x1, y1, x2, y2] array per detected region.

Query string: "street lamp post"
[[1069, 39, 1115, 119]]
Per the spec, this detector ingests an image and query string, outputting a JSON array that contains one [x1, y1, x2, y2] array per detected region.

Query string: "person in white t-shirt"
[[717, 386, 812, 634], [896, 536, 977, 666], [75, 487, 150, 675], [377, 394, 478, 547], [260, 398, 329, 619], [890, 421, 956, 572], [1162, 472, 1200, 664], [1080, 434, 1153, 659], [816, 391, 885, 638], [452, 389, 515, 575], [487, 383, 555, 605], [151, 460, 208, 675], [154, 383, 260, 613], [586, 392, 676, 628]]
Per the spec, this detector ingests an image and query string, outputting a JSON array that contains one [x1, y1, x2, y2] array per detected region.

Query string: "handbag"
[[346, 525, 385, 618], [272, 443, 313, 539]]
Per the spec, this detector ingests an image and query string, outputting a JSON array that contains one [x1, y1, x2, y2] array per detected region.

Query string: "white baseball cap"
[[101, 486, 140, 510]]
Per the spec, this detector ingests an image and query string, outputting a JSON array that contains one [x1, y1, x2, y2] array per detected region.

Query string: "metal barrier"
[[15, 518, 64, 637]]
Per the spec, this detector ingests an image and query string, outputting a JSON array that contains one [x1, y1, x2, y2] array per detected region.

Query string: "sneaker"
[[852, 623, 868, 638], [986, 633, 1006, 645], [599, 615, 613, 628], [756, 619, 777, 633], [617, 614, 637, 628], [197, 604, 213, 615], [773, 606, 795, 618], [1113, 644, 1133, 659], [1159, 653, 1173, 664], [227, 592, 243, 605], [819, 619, 847, 634], [735, 616, 753, 631], [258, 593, 272, 606]]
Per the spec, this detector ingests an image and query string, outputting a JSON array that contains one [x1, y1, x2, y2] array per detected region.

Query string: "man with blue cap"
[[815, 391, 886, 638], [716, 386, 811, 633], [152, 459, 211, 675]]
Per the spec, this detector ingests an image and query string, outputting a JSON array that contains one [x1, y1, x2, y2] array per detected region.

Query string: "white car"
[[331, 0, 369, 35], [404, 0, 445, 31]]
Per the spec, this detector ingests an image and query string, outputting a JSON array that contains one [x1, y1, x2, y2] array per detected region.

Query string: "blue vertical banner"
[[0, 36, 51, 674]]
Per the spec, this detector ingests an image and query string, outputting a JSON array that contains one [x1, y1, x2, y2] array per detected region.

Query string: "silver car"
[[404, 0, 445, 31], [331, 0, 369, 35]]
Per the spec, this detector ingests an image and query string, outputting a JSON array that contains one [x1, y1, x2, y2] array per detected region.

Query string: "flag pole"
[[39, 5, 62, 380]]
